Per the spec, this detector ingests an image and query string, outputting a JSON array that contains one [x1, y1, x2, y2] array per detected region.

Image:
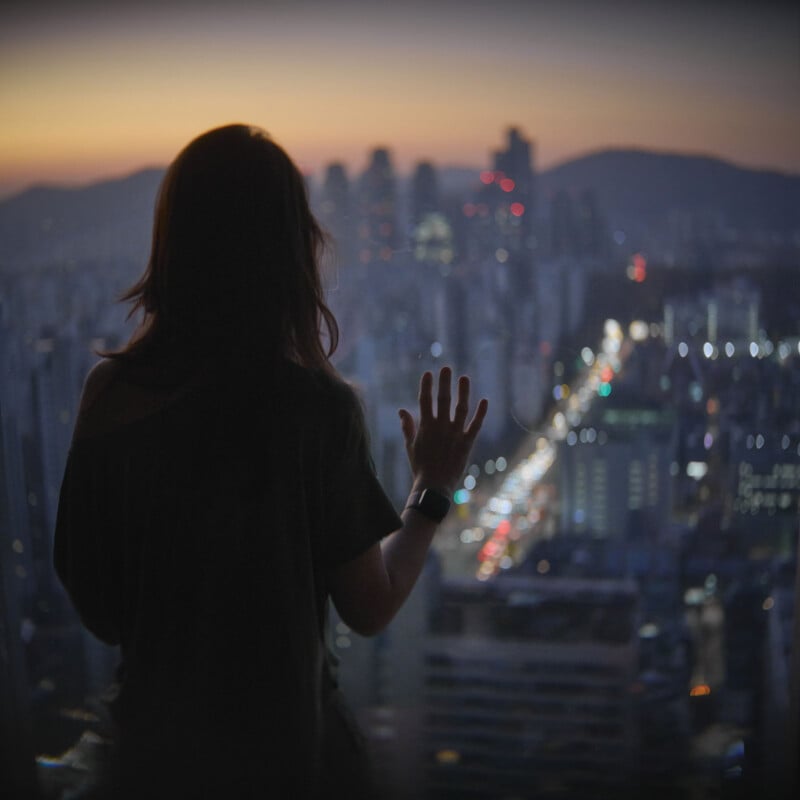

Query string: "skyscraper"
[[422, 574, 640, 799], [358, 148, 398, 265], [559, 399, 676, 540], [493, 126, 534, 223], [410, 161, 439, 229], [319, 162, 354, 268]]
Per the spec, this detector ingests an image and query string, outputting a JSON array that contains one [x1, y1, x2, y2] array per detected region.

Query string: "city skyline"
[[2, 108, 798, 797], [2, 0, 799, 199]]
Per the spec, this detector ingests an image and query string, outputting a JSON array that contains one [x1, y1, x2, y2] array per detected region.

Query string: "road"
[[434, 319, 634, 581]]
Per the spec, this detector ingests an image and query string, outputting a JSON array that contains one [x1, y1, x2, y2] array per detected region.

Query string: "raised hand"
[[398, 366, 488, 495], [330, 368, 488, 636]]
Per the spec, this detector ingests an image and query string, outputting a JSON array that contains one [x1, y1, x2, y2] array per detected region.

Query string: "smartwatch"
[[406, 488, 451, 523]]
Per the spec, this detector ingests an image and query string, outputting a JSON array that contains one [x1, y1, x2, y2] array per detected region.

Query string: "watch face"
[[419, 489, 451, 520]]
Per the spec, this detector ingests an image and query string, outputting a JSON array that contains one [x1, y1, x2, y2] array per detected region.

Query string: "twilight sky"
[[1, 0, 798, 198]]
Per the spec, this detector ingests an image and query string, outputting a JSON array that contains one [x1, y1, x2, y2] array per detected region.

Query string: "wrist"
[[405, 486, 452, 523], [411, 475, 454, 497]]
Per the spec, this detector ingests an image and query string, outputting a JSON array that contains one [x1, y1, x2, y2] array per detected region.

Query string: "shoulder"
[[317, 372, 372, 451], [314, 369, 367, 424], [79, 358, 122, 413], [280, 361, 363, 412], [283, 364, 369, 445], [71, 358, 126, 442]]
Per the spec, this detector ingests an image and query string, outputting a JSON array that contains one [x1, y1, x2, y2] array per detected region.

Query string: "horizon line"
[[2, 143, 799, 203]]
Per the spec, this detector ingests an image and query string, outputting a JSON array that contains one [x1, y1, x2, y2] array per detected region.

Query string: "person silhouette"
[[54, 124, 487, 799]]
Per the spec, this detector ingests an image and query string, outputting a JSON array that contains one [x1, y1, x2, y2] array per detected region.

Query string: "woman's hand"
[[331, 367, 488, 636], [398, 366, 488, 495]]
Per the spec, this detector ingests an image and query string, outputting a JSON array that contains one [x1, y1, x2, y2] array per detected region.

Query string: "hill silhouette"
[[0, 168, 163, 269], [536, 148, 800, 234], [1, 150, 799, 270]]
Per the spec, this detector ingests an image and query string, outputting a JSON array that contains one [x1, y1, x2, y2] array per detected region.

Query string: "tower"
[[319, 162, 354, 267], [410, 161, 439, 228], [358, 148, 398, 265]]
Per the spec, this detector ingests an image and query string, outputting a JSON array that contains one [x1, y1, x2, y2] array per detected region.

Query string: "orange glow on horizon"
[[1, 3, 798, 198]]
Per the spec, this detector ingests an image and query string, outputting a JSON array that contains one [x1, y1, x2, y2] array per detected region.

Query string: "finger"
[[436, 366, 452, 420], [453, 375, 470, 429], [465, 397, 489, 440], [398, 409, 416, 447], [418, 371, 434, 422]]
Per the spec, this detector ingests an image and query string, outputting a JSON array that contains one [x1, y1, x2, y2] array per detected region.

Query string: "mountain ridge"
[[535, 149, 800, 231], [1, 149, 798, 268]]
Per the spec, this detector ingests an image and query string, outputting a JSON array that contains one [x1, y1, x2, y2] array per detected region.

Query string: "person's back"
[[56, 356, 399, 796]]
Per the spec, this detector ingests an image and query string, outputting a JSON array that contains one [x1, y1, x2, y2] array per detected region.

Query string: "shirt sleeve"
[[321, 381, 403, 568], [53, 444, 122, 645]]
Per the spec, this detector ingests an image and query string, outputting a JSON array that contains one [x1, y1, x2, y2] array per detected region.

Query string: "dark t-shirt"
[[54, 359, 401, 797]]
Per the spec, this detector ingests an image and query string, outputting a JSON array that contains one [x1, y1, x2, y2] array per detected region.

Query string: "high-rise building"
[[337, 566, 642, 800], [727, 426, 800, 549], [457, 128, 542, 442], [421, 574, 640, 799], [761, 569, 797, 797], [358, 148, 398, 265], [319, 162, 355, 268], [410, 162, 439, 228], [492, 127, 534, 228], [462, 127, 535, 262], [410, 161, 455, 266], [550, 189, 576, 259], [0, 379, 41, 798], [558, 399, 676, 540], [663, 281, 760, 348]]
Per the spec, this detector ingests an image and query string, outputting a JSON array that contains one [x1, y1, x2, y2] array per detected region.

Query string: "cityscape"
[[1, 124, 799, 799]]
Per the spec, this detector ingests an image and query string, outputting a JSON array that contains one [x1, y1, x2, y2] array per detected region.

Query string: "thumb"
[[398, 409, 415, 447]]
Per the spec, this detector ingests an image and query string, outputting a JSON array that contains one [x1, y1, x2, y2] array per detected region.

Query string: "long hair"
[[107, 124, 338, 372]]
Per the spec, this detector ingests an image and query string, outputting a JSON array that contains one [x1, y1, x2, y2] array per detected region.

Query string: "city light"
[[436, 749, 461, 765], [687, 462, 708, 480], [626, 252, 647, 282], [629, 320, 649, 341], [454, 489, 471, 505], [638, 623, 660, 638]]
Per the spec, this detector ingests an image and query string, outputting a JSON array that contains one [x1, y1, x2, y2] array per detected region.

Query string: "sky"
[[1, 0, 799, 199]]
